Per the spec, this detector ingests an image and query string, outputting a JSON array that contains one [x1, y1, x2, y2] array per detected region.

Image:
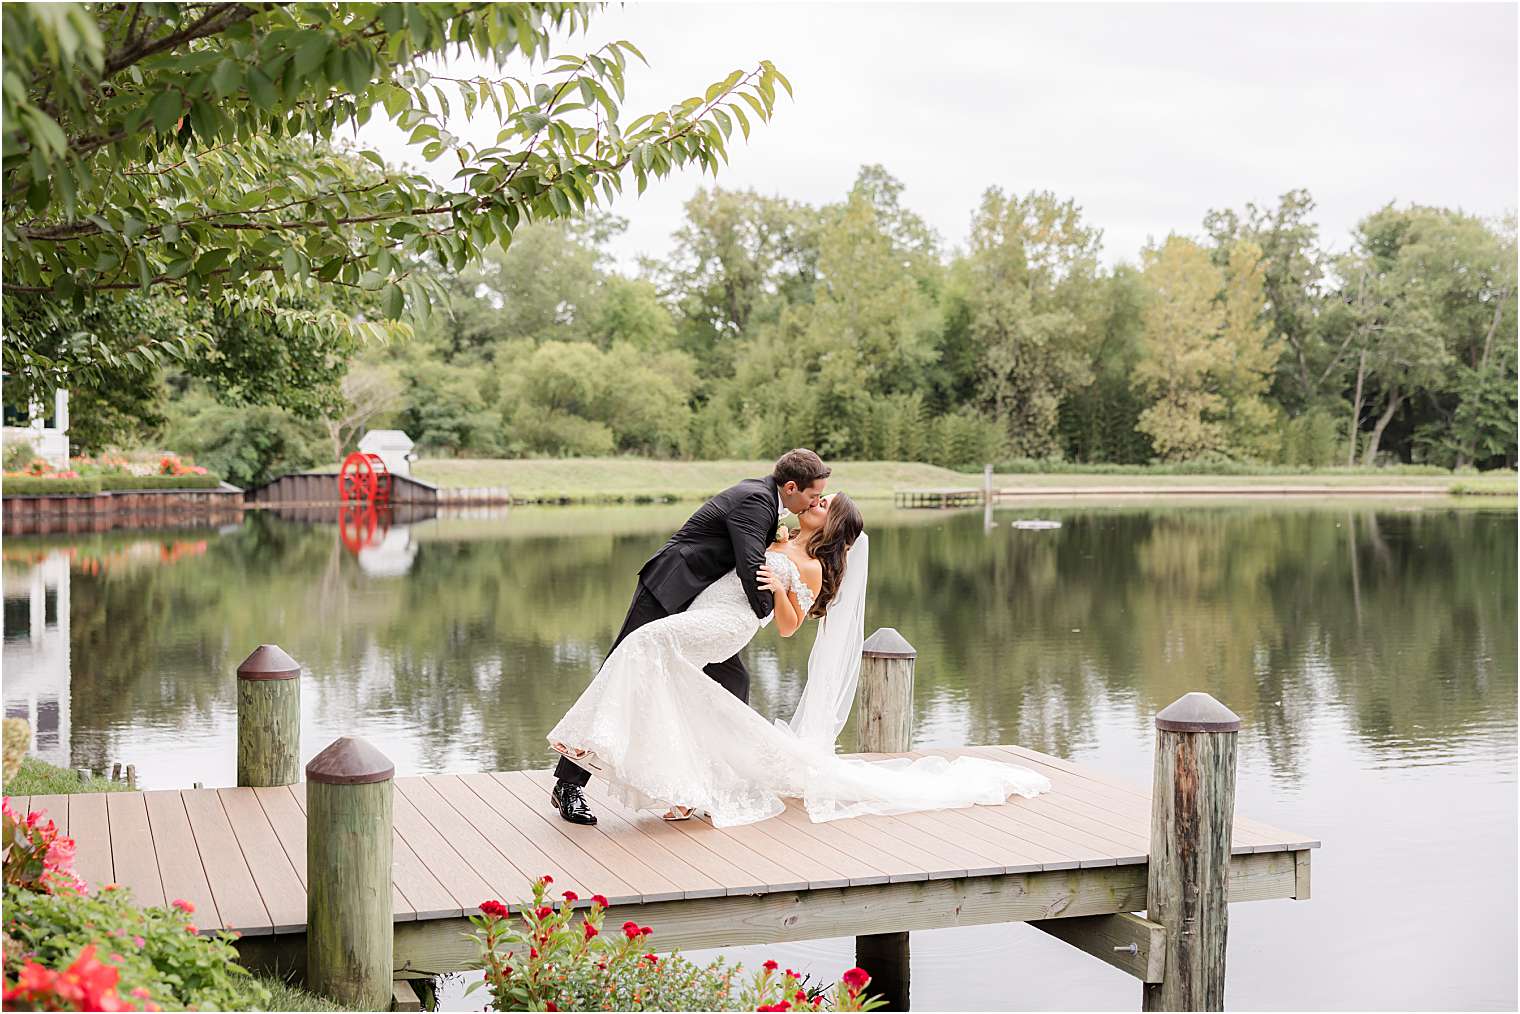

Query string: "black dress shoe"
[[551, 780, 598, 825]]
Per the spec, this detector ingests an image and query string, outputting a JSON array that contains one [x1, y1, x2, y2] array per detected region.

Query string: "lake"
[[2, 499, 1515, 1010]]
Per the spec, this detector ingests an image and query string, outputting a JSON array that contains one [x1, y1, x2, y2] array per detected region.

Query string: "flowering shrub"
[[2, 799, 267, 1012], [156, 455, 207, 477], [2, 797, 84, 895], [468, 876, 885, 1012], [3, 944, 139, 1012]]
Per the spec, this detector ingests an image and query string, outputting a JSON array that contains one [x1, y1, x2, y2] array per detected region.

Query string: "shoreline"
[[412, 458, 1516, 504]]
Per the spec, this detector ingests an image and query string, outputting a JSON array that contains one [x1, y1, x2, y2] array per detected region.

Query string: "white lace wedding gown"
[[547, 550, 1051, 827]]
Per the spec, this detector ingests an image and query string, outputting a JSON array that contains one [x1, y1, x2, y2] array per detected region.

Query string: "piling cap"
[[306, 736, 394, 785], [1155, 692, 1241, 733], [237, 644, 301, 681], [862, 627, 916, 659]]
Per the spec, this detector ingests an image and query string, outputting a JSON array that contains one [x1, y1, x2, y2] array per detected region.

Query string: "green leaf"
[[246, 67, 277, 110], [294, 34, 328, 76], [148, 89, 182, 133], [382, 282, 405, 318], [210, 59, 242, 98]]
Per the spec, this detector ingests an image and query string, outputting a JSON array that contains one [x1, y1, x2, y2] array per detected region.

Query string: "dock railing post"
[[1143, 692, 1240, 1012], [236, 644, 302, 787], [855, 628, 916, 1011], [306, 736, 394, 1009]]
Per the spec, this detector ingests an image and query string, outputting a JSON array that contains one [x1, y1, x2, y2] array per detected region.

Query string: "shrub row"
[[1, 474, 224, 496]]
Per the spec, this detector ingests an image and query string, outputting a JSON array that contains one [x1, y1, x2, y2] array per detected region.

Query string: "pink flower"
[[171, 898, 195, 914]]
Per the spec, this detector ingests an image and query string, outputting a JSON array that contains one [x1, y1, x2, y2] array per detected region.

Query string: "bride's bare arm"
[[758, 564, 804, 637]]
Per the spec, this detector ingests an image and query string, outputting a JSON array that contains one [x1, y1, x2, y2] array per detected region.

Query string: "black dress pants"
[[554, 581, 752, 788]]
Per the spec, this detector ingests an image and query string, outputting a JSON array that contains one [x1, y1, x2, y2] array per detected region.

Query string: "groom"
[[550, 448, 832, 824]]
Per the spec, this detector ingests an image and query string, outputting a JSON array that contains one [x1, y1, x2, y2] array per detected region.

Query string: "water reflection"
[[2, 501, 1515, 1010], [1, 503, 1512, 788]]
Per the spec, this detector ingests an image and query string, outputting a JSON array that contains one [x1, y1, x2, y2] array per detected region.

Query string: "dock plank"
[[399, 777, 555, 904], [490, 771, 684, 901], [43, 743, 1316, 942], [581, 777, 806, 893], [106, 792, 166, 908], [29, 794, 69, 834], [773, 799, 928, 884], [520, 769, 729, 900], [389, 783, 496, 915], [219, 788, 309, 932], [69, 793, 114, 890], [142, 791, 222, 931], [181, 789, 272, 936]]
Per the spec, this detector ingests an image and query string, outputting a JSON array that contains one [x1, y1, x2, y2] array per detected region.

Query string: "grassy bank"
[[3, 757, 354, 1013], [414, 457, 1517, 502]]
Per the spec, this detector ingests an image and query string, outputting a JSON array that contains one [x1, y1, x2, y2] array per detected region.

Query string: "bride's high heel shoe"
[[661, 805, 694, 822]]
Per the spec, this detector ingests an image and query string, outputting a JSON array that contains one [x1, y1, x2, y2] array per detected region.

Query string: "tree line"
[[204, 168, 1518, 483], [3, 6, 1512, 484]]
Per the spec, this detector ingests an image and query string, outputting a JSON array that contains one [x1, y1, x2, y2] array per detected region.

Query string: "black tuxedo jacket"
[[638, 476, 778, 620]]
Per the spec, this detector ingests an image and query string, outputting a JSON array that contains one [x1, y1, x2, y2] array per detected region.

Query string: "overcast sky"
[[360, 2, 1518, 269]]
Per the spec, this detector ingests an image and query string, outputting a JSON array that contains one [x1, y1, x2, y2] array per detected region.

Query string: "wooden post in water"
[[1143, 692, 1240, 1012], [855, 628, 916, 1011], [306, 736, 394, 1009], [236, 644, 301, 787]]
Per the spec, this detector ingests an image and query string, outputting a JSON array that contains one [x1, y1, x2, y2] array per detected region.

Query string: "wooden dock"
[[13, 744, 1317, 980]]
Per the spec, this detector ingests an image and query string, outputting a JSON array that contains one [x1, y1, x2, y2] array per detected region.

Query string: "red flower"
[[530, 947, 539, 959], [562, 890, 579, 902], [185, 924, 197, 934], [590, 894, 609, 908], [757, 1003, 792, 1012], [583, 922, 599, 940], [795, 990, 808, 1003], [622, 920, 642, 939], [639, 925, 652, 937], [540, 875, 554, 885], [545, 1003, 558, 1012], [535, 906, 554, 920], [479, 900, 509, 919], [643, 953, 659, 965], [841, 967, 870, 992], [763, 960, 779, 972], [171, 898, 195, 914]]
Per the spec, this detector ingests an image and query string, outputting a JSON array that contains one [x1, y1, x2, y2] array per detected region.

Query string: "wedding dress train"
[[547, 538, 1050, 827]]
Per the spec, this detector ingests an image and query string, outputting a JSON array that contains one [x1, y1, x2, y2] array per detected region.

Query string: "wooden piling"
[[856, 628, 916, 756], [855, 628, 917, 1010], [306, 736, 394, 1009], [236, 644, 302, 787], [1142, 692, 1240, 1012]]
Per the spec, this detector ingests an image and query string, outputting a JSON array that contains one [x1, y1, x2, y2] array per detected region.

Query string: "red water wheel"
[[339, 451, 388, 503]]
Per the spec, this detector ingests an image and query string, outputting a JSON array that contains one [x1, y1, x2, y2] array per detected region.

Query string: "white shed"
[[357, 429, 415, 478]]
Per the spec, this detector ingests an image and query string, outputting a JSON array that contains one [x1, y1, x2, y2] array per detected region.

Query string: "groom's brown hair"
[[772, 448, 829, 488]]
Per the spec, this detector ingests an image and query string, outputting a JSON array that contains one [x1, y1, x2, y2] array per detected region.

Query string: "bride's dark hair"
[[806, 493, 864, 617]]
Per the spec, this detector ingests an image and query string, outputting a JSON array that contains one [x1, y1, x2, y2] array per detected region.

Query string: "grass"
[[412, 456, 1517, 502], [237, 973, 357, 1012], [5, 756, 132, 795], [3, 757, 361, 1012]]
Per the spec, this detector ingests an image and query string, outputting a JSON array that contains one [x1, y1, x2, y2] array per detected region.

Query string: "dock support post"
[[307, 737, 394, 1009], [236, 644, 302, 787], [1142, 692, 1240, 1012], [855, 628, 917, 1011]]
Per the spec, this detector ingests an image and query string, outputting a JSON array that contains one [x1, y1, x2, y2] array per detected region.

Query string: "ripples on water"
[[2, 501, 1514, 1010]]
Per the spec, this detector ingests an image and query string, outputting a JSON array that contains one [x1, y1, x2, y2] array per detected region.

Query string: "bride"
[[547, 493, 1050, 827]]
